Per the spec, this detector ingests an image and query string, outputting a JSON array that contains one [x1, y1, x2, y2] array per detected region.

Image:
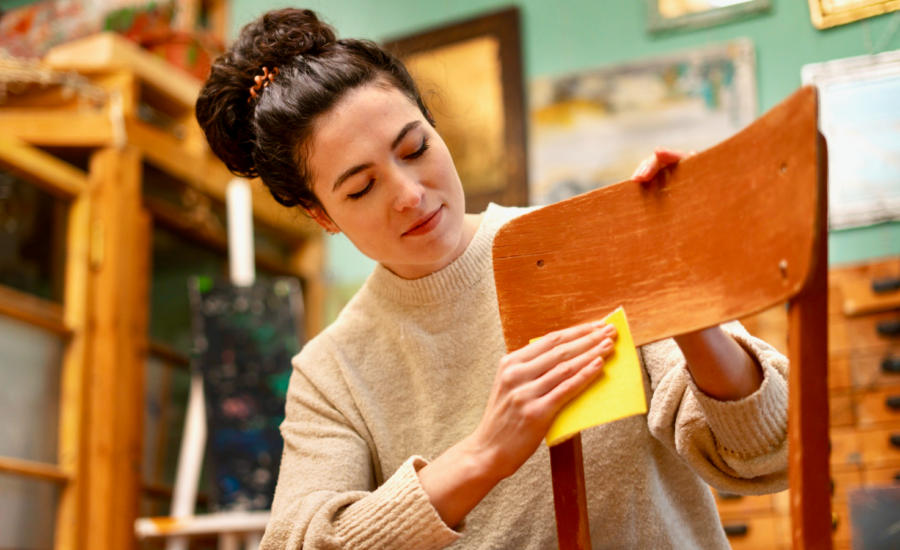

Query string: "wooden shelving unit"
[[0, 32, 324, 550]]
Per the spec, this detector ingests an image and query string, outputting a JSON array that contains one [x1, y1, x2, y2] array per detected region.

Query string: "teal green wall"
[[231, 0, 900, 276]]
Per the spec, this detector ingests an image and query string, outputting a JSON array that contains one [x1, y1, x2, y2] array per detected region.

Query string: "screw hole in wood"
[[537, 260, 545, 268]]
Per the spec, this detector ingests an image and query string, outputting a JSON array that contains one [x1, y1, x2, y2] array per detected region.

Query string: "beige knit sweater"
[[260, 204, 789, 550]]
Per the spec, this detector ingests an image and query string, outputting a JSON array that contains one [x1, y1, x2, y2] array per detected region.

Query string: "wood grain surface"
[[494, 86, 820, 352]]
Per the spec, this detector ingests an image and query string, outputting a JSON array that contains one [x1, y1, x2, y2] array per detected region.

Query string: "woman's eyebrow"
[[332, 120, 422, 192], [391, 120, 421, 150]]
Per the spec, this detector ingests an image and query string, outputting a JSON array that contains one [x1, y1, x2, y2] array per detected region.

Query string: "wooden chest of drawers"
[[715, 257, 900, 549]]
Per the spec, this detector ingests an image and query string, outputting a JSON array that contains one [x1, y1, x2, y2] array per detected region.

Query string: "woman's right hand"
[[417, 321, 617, 528], [469, 321, 618, 480]]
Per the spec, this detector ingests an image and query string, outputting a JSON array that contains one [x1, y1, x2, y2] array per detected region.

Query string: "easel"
[[493, 86, 831, 549], [135, 179, 270, 548]]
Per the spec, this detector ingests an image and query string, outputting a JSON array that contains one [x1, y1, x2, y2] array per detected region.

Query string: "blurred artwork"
[[0, 0, 173, 58], [189, 276, 304, 511], [658, 0, 755, 19], [803, 50, 900, 229], [528, 40, 756, 205]]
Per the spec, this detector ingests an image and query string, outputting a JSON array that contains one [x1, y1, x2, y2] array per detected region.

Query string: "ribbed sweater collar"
[[366, 205, 503, 306]]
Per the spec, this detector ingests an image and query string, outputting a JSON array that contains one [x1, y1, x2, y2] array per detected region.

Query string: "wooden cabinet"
[[0, 33, 324, 550], [715, 257, 900, 548]]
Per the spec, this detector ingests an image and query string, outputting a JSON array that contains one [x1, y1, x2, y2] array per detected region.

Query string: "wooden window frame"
[[0, 136, 91, 550]]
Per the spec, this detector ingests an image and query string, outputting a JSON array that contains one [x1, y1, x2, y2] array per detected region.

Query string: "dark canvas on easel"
[[189, 276, 304, 511]]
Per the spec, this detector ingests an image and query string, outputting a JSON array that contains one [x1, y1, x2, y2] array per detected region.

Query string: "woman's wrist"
[[674, 326, 763, 401], [416, 435, 506, 529]]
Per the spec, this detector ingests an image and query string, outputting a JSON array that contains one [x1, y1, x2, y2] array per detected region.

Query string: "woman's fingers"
[[509, 321, 606, 364], [521, 337, 614, 399], [537, 349, 611, 414], [631, 148, 693, 182], [515, 324, 617, 382]]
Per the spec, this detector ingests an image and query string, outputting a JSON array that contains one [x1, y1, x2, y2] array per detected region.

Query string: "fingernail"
[[607, 325, 618, 338], [600, 338, 614, 351], [589, 356, 603, 369]]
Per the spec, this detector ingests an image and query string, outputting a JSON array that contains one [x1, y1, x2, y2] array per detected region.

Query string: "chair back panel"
[[493, 86, 820, 351]]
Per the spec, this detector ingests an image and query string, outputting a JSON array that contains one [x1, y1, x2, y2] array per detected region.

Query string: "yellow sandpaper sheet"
[[541, 307, 648, 447]]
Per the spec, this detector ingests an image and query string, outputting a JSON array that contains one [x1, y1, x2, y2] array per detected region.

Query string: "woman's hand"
[[470, 321, 617, 478], [630, 148, 696, 183], [417, 321, 617, 528]]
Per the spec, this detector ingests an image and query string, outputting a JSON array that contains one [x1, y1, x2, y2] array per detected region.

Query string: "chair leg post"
[[550, 433, 593, 550], [786, 130, 832, 549]]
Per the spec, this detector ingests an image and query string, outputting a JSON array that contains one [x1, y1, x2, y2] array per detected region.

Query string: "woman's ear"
[[302, 206, 341, 235]]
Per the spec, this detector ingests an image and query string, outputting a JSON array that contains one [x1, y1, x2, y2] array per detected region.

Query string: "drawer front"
[[863, 465, 900, 486], [713, 490, 773, 516], [830, 354, 853, 392], [831, 428, 863, 472], [832, 469, 863, 502], [722, 515, 778, 550], [856, 389, 900, 427], [850, 346, 900, 391], [830, 311, 900, 355], [859, 427, 900, 468], [831, 395, 856, 428], [833, 501, 851, 545]]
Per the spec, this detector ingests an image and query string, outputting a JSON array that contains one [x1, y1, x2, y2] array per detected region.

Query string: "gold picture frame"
[[808, 0, 900, 29], [384, 8, 528, 213]]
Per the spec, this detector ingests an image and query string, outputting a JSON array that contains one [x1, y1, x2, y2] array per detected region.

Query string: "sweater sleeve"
[[641, 320, 789, 496], [260, 343, 462, 550]]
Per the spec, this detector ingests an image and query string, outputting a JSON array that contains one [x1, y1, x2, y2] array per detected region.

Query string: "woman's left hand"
[[630, 148, 696, 183]]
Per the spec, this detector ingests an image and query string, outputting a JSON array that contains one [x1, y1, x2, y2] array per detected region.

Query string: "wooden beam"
[[135, 511, 271, 538], [82, 147, 148, 550], [290, 238, 326, 339], [127, 117, 319, 241], [43, 33, 201, 113], [0, 456, 71, 484], [56, 192, 92, 550], [0, 136, 88, 200], [0, 110, 113, 147], [0, 283, 68, 336]]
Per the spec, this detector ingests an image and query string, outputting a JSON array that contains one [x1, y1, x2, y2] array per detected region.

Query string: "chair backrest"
[[493, 86, 820, 350], [493, 85, 831, 550]]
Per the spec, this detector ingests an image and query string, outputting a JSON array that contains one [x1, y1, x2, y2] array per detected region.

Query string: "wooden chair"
[[492, 86, 830, 549]]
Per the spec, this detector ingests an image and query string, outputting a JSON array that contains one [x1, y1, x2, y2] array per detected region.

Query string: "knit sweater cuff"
[[334, 456, 463, 550], [687, 331, 789, 459]]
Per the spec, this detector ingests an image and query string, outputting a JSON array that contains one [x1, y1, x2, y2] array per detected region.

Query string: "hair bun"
[[196, 9, 337, 178]]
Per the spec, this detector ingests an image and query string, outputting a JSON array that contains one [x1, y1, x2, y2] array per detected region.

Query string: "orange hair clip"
[[248, 66, 280, 103]]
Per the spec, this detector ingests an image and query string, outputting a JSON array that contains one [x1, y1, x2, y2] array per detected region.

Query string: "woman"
[[196, 8, 789, 549]]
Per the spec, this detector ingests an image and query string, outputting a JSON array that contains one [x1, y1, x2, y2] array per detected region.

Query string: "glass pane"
[[150, 227, 228, 356], [0, 313, 63, 463], [0, 168, 68, 302], [142, 355, 190, 487], [0, 474, 58, 550]]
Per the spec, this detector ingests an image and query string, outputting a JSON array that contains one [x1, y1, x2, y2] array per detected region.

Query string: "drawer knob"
[[877, 320, 900, 337], [890, 434, 900, 448], [723, 524, 748, 537], [872, 277, 900, 293], [883, 356, 900, 374], [887, 396, 900, 410]]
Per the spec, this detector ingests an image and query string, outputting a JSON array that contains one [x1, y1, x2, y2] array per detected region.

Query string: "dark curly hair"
[[196, 8, 434, 212]]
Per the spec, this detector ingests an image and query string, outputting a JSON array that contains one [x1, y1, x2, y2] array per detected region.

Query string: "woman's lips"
[[403, 206, 443, 237]]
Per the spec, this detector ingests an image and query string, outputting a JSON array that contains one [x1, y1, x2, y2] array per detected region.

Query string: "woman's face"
[[305, 83, 469, 279]]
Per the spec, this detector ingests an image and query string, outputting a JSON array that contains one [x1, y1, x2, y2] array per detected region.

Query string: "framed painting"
[[384, 7, 528, 213], [529, 40, 757, 206], [808, 0, 900, 29], [646, 0, 772, 33], [802, 49, 900, 229]]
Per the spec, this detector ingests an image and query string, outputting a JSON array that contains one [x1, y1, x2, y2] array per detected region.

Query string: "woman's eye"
[[405, 138, 429, 160], [348, 179, 374, 200]]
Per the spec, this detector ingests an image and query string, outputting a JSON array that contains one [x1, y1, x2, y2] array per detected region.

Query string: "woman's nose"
[[392, 173, 424, 211]]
